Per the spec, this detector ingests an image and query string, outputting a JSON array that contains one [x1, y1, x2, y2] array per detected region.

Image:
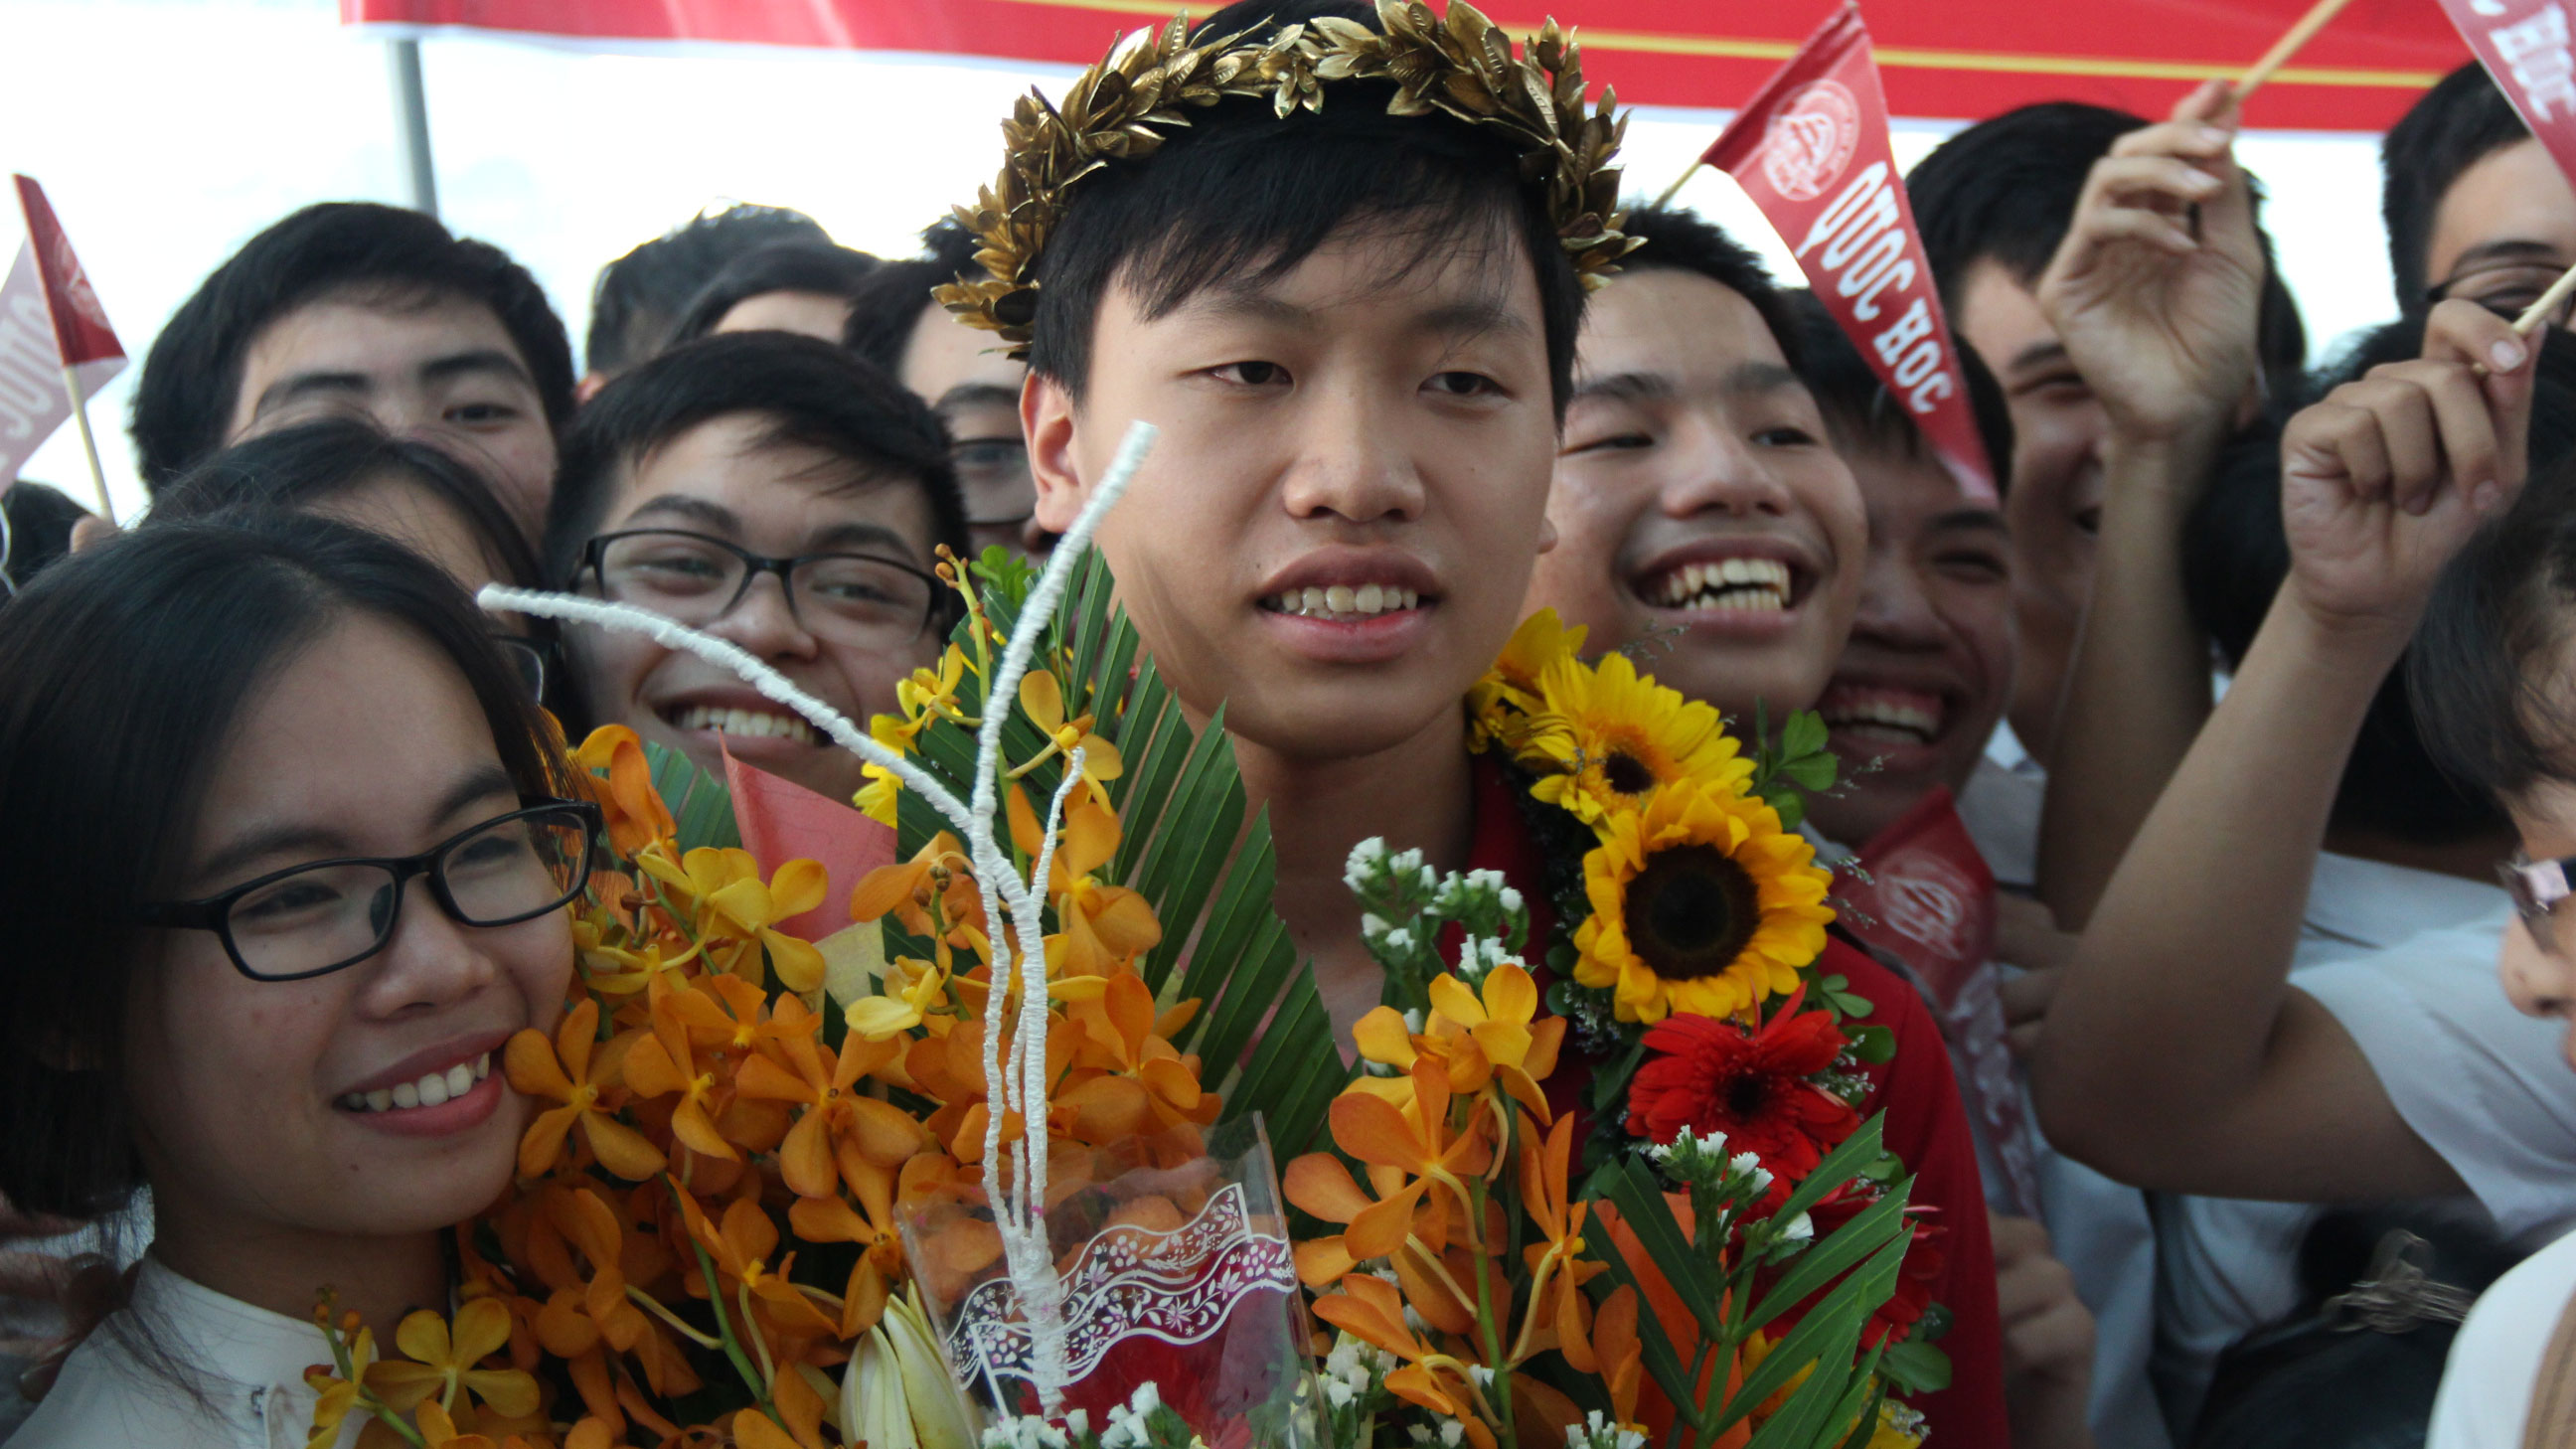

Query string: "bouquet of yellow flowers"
[[300, 425, 1932, 1449]]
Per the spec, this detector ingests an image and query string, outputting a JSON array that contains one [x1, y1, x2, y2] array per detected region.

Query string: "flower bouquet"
[[296, 424, 1939, 1449]]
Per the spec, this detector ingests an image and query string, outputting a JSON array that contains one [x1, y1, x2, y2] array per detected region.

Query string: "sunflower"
[[1467, 608, 1586, 753], [1529, 652, 1754, 823], [1571, 779, 1835, 1023]]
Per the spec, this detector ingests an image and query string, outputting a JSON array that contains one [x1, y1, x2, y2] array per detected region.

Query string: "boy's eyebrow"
[[806, 520, 917, 558], [249, 369, 373, 418], [418, 348, 536, 392], [1571, 371, 1674, 404], [2442, 239, 2568, 276], [1187, 291, 1533, 340], [935, 382, 1023, 412], [192, 764, 519, 886], [1724, 361, 1806, 396], [1926, 506, 2009, 535], [620, 494, 742, 535], [2007, 339, 2072, 379]]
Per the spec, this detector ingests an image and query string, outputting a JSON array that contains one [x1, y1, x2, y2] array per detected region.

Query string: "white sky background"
[[4, 0, 2402, 521]]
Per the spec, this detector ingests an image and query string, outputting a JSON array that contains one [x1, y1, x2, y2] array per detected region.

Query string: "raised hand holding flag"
[[10, 176, 125, 522]]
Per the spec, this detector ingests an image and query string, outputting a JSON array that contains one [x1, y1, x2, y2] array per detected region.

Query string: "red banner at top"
[[1701, 5, 1995, 501], [343, 0, 2471, 132], [12, 176, 123, 371], [2436, 0, 2576, 193]]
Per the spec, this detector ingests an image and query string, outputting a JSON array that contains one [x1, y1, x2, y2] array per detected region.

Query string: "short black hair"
[[0, 510, 566, 1218], [2383, 64, 2534, 310], [545, 331, 970, 587], [151, 418, 544, 590], [2412, 450, 2576, 800], [665, 242, 883, 348], [1615, 206, 1806, 373], [1025, 0, 1585, 415], [1908, 102, 2308, 384], [2186, 320, 2576, 839], [583, 203, 831, 378], [846, 219, 984, 376], [3, 481, 90, 590], [128, 203, 572, 495], [1787, 289, 2015, 500]]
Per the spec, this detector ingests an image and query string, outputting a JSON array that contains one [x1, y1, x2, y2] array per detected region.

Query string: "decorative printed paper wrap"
[[899, 1115, 1319, 1444], [2435, 0, 2576, 205], [1697, 3, 1999, 502]]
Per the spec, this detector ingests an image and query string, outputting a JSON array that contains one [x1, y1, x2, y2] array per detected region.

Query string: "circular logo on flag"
[[1875, 846, 1981, 965], [1760, 80, 1861, 203]]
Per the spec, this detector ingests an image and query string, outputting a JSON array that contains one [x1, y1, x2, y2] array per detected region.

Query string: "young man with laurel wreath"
[[936, 1, 2007, 1438]]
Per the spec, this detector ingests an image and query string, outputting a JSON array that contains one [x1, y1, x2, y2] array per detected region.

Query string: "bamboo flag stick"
[[59, 364, 113, 526], [1652, 159, 1702, 212], [2233, 0, 2360, 103], [2516, 260, 2576, 336]]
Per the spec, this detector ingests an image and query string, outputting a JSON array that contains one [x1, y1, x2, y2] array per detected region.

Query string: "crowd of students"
[[3, 1, 2576, 1444]]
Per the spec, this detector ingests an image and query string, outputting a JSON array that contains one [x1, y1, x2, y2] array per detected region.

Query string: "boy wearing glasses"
[[544, 330, 969, 803]]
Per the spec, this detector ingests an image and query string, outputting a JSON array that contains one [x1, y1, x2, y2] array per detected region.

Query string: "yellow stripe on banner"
[[985, 0, 2445, 91]]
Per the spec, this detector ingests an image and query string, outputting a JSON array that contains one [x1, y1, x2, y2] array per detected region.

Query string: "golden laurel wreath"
[[934, 0, 1642, 354]]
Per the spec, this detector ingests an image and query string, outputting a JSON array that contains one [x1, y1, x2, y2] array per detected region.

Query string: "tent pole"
[[388, 38, 438, 219]]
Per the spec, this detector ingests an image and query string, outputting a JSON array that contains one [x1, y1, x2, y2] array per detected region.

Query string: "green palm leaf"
[[888, 548, 1349, 1155]]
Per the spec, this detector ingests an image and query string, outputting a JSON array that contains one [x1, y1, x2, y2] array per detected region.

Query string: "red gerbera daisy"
[[1624, 992, 1859, 1202]]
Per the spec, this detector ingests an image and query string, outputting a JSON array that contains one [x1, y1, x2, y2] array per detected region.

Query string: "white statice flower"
[[1440, 1420, 1466, 1447], [1782, 1212, 1815, 1243], [1418, 863, 1440, 889], [1467, 1364, 1495, 1390], [1360, 912, 1390, 939], [1346, 837, 1389, 891], [1402, 1008, 1425, 1034], [1406, 1427, 1436, 1446], [1499, 886, 1525, 915], [982, 1416, 1072, 1449], [1326, 1377, 1355, 1408], [1383, 928, 1414, 953], [1565, 1410, 1647, 1449]]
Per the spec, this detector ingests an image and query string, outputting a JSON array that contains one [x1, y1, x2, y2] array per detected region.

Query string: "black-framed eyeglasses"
[[2428, 257, 2576, 328], [138, 800, 601, 982], [951, 435, 1037, 529], [580, 530, 943, 649], [2500, 853, 2576, 957], [490, 633, 551, 701]]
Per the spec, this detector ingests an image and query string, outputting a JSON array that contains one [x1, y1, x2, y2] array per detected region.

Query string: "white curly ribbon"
[[477, 419, 1156, 1417]]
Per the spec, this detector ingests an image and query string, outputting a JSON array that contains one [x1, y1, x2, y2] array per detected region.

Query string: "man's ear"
[[1022, 370, 1091, 535]]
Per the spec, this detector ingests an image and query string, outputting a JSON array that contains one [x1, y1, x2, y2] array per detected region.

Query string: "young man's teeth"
[[1657, 558, 1793, 612], [341, 1051, 493, 1113], [1268, 584, 1422, 619], [674, 705, 817, 744], [1825, 699, 1944, 741]]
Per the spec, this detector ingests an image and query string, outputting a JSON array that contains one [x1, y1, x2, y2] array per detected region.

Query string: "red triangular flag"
[[1698, 4, 1997, 501], [2433, 0, 2576, 211], [13, 176, 123, 371], [719, 741, 896, 943]]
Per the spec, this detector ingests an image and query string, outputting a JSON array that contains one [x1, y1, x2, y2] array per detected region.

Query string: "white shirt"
[[1957, 756, 2043, 895], [2155, 852, 2576, 1432], [10, 1257, 361, 1449], [2429, 1225, 2576, 1447]]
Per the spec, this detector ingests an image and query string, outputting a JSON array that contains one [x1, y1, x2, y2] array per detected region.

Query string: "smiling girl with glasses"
[[0, 513, 581, 1449]]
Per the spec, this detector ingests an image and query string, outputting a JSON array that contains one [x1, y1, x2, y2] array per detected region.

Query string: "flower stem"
[[671, 1183, 773, 1410], [625, 1285, 723, 1349], [1466, 1176, 1515, 1446]]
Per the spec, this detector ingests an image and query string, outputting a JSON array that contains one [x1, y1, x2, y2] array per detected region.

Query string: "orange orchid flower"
[[524, 1186, 649, 1361], [637, 847, 828, 992], [1016, 670, 1124, 783], [733, 997, 928, 1202], [506, 999, 665, 1181], [1284, 1056, 1495, 1287], [1426, 964, 1563, 1123], [671, 1190, 841, 1338], [571, 725, 677, 858], [621, 978, 742, 1164], [1511, 1111, 1604, 1370], [849, 831, 985, 949], [365, 1300, 540, 1419], [1055, 972, 1212, 1146], [1309, 1274, 1500, 1449], [1004, 782, 1160, 981]]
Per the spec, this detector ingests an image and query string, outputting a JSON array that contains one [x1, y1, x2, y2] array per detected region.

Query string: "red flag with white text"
[[2433, 0, 2576, 201], [1700, 4, 1998, 502], [12, 177, 123, 373]]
